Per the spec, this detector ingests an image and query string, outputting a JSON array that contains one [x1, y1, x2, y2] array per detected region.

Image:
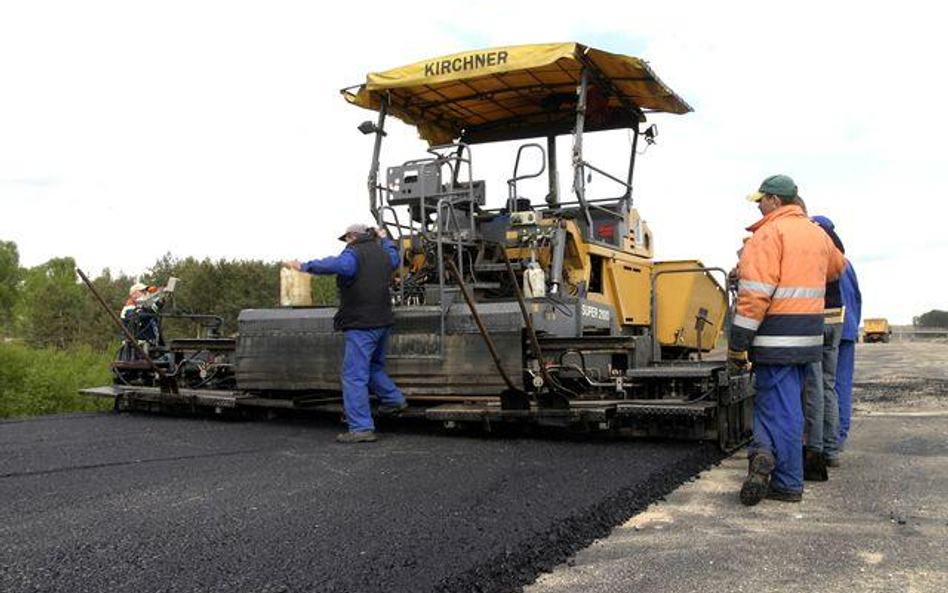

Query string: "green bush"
[[0, 342, 113, 418]]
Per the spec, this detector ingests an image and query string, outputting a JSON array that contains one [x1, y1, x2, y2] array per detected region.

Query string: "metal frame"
[[360, 51, 731, 377], [362, 58, 657, 363]]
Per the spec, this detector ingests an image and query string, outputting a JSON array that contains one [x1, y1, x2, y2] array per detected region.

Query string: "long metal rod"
[[76, 268, 178, 394], [625, 122, 640, 202], [546, 135, 558, 206], [443, 258, 516, 391]]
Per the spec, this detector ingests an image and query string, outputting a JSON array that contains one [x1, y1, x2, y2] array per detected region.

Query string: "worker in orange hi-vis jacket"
[[729, 174, 845, 506], [120, 282, 162, 319]]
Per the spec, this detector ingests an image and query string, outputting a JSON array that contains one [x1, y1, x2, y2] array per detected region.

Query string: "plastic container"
[[522, 263, 546, 299], [280, 267, 313, 307]]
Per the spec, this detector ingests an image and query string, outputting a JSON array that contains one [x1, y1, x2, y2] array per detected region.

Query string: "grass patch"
[[0, 342, 114, 418]]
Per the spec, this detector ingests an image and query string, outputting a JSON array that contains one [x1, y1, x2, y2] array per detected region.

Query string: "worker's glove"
[[727, 349, 750, 374], [727, 267, 740, 292]]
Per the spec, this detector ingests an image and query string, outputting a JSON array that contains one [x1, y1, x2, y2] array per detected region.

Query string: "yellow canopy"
[[342, 42, 692, 145]]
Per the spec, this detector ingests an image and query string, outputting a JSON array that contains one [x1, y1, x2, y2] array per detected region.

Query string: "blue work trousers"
[[750, 364, 806, 494], [804, 322, 842, 457], [835, 339, 856, 448], [341, 327, 405, 433]]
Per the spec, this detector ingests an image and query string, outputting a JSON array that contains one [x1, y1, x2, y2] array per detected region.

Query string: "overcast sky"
[[1, 0, 945, 323]]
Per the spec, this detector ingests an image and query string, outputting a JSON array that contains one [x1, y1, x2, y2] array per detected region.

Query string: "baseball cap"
[[338, 223, 371, 241], [746, 174, 798, 202]]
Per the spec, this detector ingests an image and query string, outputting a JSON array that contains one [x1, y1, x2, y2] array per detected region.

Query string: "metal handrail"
[[378, 205, 408, 305], [478, 196, 628, 216], [581, 160, 632, 190], [433, 198, 468, 360], [507, 143, 547, 212]]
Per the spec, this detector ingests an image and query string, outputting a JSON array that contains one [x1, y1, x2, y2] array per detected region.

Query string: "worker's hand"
[[727, 349, 750, 374], [283, 259, 301, 271], [727, 266, 739, 285]]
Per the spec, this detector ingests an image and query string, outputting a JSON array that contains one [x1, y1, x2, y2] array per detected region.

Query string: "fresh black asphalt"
[[0, 412, 720, 593]]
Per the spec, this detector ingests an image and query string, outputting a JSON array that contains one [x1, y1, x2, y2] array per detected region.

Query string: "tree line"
[[0, 240, 336, 353], [4, 238, 948, 353], [913, 310, 948, 328]]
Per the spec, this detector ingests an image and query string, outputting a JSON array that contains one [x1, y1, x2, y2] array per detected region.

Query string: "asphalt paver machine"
[[84, 43, 753, 450], [236, 42, 753, 449]]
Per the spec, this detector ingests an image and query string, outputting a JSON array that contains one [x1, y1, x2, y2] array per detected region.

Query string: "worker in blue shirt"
[[285, 223, 406, 443], [835, 259, 862, 458]]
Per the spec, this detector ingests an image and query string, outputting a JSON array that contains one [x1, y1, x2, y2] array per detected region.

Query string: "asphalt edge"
[[435, 444, 725, 593]]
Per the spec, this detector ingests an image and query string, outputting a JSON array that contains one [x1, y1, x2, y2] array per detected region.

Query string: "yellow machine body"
[[653, 261, 727, 351]]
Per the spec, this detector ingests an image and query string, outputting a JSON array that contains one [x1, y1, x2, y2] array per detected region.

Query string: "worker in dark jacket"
[[802, 215, 847, 479], [835, 259, 862, 455], [730, 175, 845, 505], [285, 223, 406, 443]]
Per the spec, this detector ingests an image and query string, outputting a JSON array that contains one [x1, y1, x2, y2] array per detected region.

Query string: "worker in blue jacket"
[[835, 259, 862, 458], [285, 223, 406, 443]]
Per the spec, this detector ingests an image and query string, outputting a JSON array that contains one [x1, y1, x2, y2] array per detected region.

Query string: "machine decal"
[[581, 304, 611, 322], [424, 51, 509, 77]]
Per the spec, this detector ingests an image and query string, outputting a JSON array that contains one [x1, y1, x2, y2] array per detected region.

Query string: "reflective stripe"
[[752, 335, 823, 348], [773, 286, 825, 299], [739, 280, 776, 296], [733, 314, 761, 331]]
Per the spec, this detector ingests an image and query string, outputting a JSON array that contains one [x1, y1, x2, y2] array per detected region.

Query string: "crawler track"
[[1, 413, 720, 593]]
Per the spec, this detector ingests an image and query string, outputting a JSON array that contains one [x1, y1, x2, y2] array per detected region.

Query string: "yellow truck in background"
[[863, 318, 891, 343]]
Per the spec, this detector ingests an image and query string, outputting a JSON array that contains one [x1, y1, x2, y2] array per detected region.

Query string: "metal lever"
[[499, 249, 571, 409], [443, 258, 529, 410]]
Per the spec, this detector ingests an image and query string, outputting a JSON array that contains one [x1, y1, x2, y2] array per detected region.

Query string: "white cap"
[[338, 223, 372, 241]]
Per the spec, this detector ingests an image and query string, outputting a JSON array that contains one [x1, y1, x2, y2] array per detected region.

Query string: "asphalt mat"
[[0, 412, 721, 593]]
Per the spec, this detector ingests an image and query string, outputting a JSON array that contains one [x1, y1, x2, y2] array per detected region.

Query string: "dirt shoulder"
[[528, 341, 948, 593]]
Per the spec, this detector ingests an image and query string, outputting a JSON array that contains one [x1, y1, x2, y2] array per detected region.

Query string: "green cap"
[[758, 174, 798, 198]]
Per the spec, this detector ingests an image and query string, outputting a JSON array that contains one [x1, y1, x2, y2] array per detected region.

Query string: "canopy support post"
[[571, 68, 593, 231], [546, 135, 559, 207], [624, 121, 640, 206], [368, 95, 388, 225]]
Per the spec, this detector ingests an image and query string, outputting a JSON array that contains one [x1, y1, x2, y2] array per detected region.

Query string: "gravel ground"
[[0, 412, 720, 593], [852, 342, 948, 413], [527, 341, 948, 593]]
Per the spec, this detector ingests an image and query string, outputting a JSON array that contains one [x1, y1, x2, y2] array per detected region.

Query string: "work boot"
[[377, 401, 408, 417], [804, 448, 829, 481], [824, 455, 840, 468], [766, 487, 803, 503], [335, 430, 379, 444], [740, 451, 776, 507]]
